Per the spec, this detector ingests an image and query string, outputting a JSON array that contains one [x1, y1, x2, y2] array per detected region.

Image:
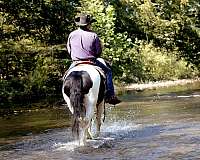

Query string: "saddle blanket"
[[62, 61, 106, 81]]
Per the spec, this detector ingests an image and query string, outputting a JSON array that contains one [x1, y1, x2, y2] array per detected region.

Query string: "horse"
[[62, 62, 105, 146]]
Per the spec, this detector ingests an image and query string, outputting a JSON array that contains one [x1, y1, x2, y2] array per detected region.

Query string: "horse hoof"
[[93, 133, 100, 139]]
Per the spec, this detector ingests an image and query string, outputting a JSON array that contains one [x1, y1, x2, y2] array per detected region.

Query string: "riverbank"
[[1, 79, 199, 109], [121, 79, 200, 91]]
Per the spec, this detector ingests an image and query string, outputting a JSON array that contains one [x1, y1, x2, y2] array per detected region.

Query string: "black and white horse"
[[62, 62, 105, 146]]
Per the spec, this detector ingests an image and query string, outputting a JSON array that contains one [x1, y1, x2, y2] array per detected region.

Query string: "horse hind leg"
[[79, 117, 91, 145], [86, 119, 94, 139], [95, 101, 104, 137], [79, 128, 87, 146]]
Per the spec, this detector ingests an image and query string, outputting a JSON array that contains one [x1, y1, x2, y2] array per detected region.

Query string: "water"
[[0, 82, 200, 159]]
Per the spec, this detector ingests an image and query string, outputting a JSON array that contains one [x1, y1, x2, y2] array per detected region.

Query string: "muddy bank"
[[121, 79, 200, 91]]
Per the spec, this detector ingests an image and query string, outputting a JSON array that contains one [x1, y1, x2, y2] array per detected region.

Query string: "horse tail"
[[70, 74, 85, 138], [64, 71, 93, 138]]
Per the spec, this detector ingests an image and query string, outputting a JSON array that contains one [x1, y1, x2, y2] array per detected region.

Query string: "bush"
[[137, 40, 198, 82]]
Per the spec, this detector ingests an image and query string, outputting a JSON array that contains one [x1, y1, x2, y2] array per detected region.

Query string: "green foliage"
[[134, 0, 200, 67], [1, 0, 76, 101], [1, 0, 78, 43], [78, 2, 144, 83], [78, 0, 199, 83], [0, 38, 69, 100], [0, 0, 200, 102], [136, 40, 198, 81]]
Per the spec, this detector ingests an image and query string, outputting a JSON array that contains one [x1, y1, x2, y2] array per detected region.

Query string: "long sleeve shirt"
[[67, 28, 102, 61]]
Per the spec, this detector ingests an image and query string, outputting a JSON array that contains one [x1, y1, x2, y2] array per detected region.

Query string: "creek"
[[0, 82, 200, 160]]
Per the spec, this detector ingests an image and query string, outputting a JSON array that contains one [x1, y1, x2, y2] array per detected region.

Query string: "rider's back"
[[67, 28, 101, 60]]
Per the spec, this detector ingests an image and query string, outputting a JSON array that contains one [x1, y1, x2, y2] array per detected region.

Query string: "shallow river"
[[0, 82, 200, 160]]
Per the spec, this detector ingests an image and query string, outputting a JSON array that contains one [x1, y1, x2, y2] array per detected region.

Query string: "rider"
[[66, 13, 121, 105]]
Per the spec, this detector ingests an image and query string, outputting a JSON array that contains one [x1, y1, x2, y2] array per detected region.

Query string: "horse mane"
[[64, 71, 93, 138]]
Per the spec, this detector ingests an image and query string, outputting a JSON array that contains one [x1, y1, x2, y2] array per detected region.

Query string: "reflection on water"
[[0, 82, 200, 159]]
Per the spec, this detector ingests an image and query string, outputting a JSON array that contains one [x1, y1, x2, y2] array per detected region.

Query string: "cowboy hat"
[[74, 14, 97, 26]]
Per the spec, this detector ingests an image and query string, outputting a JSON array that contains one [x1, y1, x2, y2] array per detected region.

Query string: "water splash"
[[53, 141, 80, 151], [101, 121, 142, 133]]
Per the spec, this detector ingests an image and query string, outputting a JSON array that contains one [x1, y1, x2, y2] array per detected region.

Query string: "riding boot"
[[105, 95, 121, 105]]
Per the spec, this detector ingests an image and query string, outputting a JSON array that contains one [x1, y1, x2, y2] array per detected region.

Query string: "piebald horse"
[[62, 62, 105, 146]]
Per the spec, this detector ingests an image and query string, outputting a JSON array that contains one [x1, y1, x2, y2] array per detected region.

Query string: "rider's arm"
[[66, 35, 71, 56], [94, 36, 102, 58]]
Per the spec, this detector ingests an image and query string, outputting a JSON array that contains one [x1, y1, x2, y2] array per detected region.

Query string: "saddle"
[[63, 60, 106, 81]]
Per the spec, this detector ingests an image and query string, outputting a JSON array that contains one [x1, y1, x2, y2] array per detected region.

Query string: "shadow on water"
[[0, 81, 200, 159]]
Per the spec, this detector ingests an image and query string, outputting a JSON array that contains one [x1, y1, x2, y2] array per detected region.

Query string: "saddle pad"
[[62, 63, 106, 81], [78, 64, 106, 79]]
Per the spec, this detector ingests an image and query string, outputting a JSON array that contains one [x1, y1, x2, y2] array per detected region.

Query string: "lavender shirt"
[[67, 28, 102, 60]]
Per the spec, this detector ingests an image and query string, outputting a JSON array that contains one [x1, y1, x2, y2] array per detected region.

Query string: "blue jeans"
[[68, 59, 115, 97]]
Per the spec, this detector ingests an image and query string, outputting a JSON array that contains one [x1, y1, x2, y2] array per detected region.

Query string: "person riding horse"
[[66, 13, 121, 105]]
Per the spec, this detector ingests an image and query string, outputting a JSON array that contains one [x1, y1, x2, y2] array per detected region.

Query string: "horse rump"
[[63, 71, 93, 138]]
